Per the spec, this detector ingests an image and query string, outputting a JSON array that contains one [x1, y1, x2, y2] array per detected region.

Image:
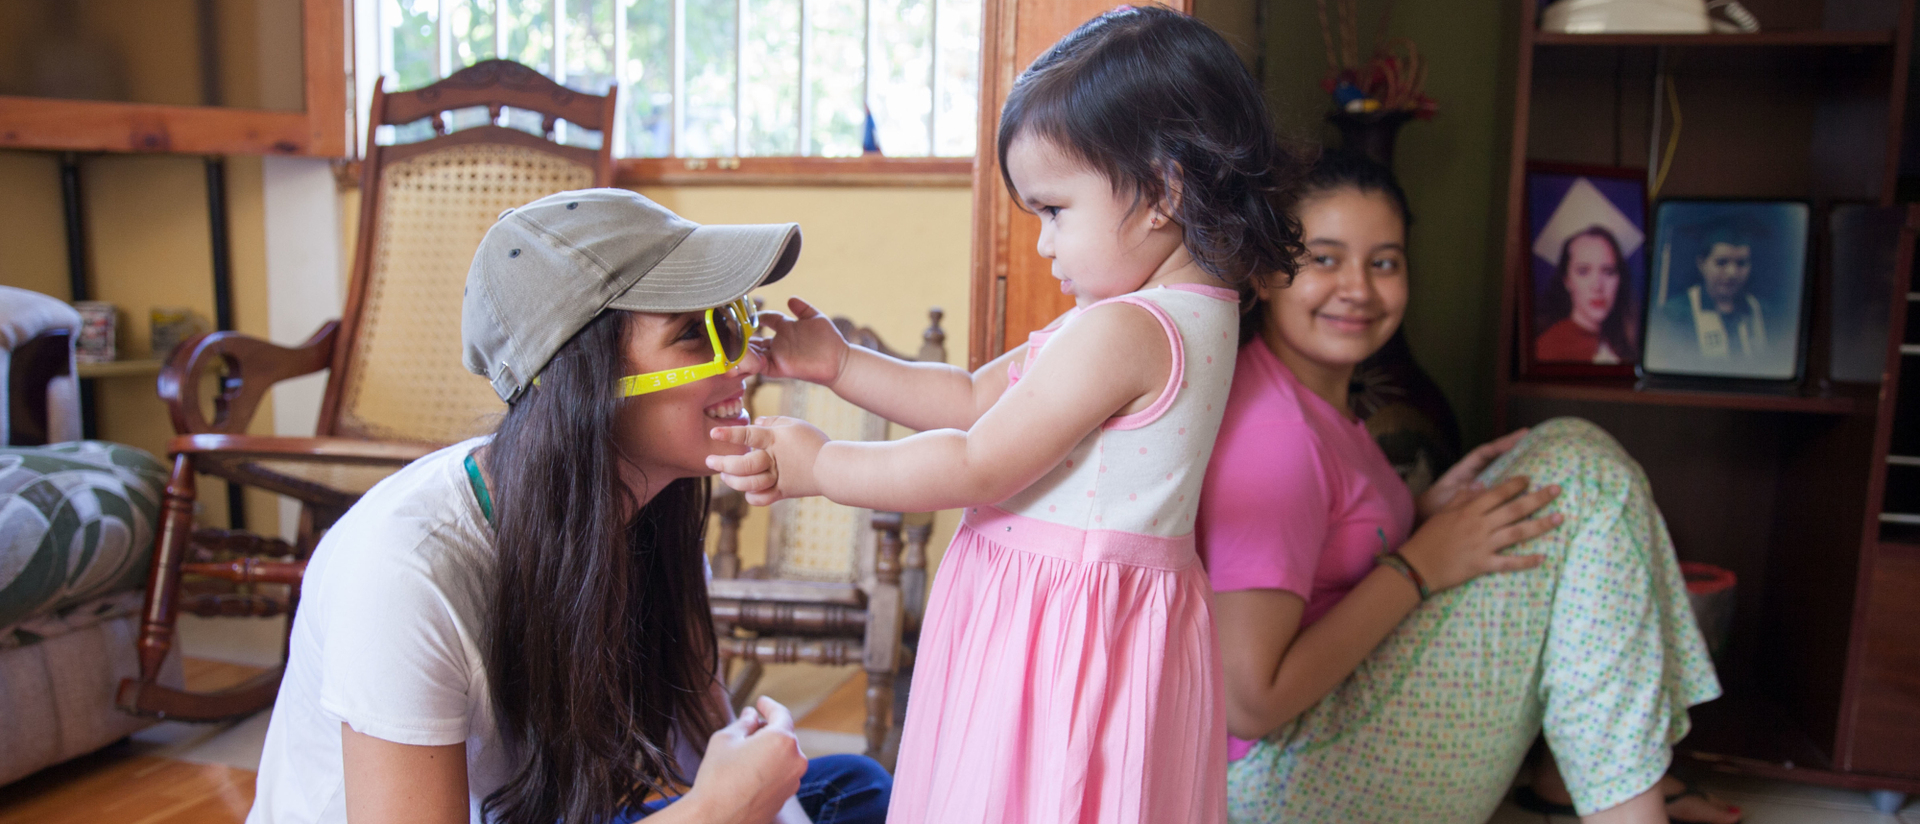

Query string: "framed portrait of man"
[[1642, 200, 1811, 381], [1521, 164, 1648, 379]]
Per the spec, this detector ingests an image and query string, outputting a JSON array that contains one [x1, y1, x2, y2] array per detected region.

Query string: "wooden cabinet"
[[0, 0, 349, 157], [1496, 0, 1920, 797]]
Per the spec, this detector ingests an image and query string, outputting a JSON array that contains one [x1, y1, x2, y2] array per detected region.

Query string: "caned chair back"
[[756, 317, 946, 586], [320, 60, 617, 444], [765, 381, 889, 584]]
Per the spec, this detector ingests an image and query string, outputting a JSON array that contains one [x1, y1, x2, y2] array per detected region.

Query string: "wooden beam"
[[303, 0, 352, 158], [0, 97, 313, 156]]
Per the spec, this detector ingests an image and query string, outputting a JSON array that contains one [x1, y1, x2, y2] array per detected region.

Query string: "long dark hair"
[[1242, 151, 1410, 346], [996, 5, 1307, 289], [1545, 225, 1636, 360], [480, 309, 720, 824]]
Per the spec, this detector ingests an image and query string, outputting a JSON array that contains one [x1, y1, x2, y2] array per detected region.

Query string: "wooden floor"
[[0, 659, 871, 824]]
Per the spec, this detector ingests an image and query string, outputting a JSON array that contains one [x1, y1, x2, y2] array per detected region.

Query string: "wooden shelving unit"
[[1533, 29, 1897, 47], [1496, 0, 1920, 800], [1505, 378, 1863, 414], [74, 359, 164, 380]]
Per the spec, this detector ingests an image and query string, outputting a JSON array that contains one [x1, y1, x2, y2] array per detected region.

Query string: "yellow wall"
[[0, 150, 281, 528]]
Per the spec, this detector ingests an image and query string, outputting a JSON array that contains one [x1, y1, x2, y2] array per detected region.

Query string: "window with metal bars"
[[354, 0, 981, 158]]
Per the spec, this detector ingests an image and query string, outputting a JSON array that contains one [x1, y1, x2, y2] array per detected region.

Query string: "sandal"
[[1665, 776, 1743, 824]]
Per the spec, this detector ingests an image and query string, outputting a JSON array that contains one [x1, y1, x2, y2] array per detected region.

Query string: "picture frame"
[[1826, 203, 1906, 384], [1520, 163, 1649, 379], [1641, 199, 1811, 382]]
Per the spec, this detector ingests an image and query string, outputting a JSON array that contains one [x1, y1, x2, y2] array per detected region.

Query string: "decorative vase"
[[1326, 110, 1415, 168]]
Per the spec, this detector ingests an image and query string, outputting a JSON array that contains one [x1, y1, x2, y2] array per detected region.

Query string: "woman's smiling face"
[[613, 309, 760, 490], [1259, 187, 1409, 371]]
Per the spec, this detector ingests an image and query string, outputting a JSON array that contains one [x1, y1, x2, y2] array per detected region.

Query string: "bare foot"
[[1533, 754, 1740, 823]]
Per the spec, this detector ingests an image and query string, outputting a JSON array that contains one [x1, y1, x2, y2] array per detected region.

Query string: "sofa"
[[0, 286, 181, 786]]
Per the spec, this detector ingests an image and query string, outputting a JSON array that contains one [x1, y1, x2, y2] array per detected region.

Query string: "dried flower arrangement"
[[1316, 0, 1438, 119]]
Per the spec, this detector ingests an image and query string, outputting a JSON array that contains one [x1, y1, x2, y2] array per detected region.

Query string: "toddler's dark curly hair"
[[997, 5, 1309, 288]]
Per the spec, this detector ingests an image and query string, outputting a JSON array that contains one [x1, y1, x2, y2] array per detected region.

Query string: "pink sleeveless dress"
[[887, 285, 1236, 824]]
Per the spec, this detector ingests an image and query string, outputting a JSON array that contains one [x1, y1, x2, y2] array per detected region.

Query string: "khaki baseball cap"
[[461, 188, 800, 402]]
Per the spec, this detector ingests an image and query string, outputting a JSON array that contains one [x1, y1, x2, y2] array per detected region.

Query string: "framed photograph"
[[1642, 200, 1811, 382], [1521, 163, 1648, 379], [1826, 203, 1905, 384]]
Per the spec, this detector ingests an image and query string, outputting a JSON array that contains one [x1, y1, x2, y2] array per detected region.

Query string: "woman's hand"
[[1417, 428, 1529, 522], [757, 297, 852, 386], [1397, 475, 1560, 593], [680, 697, 809, 824], [707, 416, 830, 506]]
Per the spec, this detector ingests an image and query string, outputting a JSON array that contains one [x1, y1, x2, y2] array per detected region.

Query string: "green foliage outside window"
[[368, 0, 977, 158]]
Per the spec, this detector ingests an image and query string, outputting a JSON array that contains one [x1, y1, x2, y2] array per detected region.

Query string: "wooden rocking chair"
[[709, 309, 945, 769], [117, 60, 616, 721]]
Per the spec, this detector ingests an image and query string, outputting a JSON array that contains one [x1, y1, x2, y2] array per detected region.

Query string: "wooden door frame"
[[966, 0, 1190, 369], [0, 0, 350, 158]]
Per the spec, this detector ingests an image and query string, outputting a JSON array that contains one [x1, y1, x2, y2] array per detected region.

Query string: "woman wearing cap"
[[247, 189, 889, 824]]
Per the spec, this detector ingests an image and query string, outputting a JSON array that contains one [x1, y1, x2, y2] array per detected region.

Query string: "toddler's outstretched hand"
[[757, 297, 852, 386], [707, 416, 830, 505]]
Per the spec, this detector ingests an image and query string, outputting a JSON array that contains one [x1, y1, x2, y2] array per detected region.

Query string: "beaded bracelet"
[[1376, 551, 1431, 601]]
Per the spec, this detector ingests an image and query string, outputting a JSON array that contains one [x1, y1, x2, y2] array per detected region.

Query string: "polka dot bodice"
[[994, 285, 1240, 539]]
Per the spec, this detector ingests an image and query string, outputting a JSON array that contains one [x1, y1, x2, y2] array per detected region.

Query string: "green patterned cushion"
[[0, 441, 166, 634]]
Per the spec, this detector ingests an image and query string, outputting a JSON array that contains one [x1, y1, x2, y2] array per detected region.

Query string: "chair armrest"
[[709, 578, 865, 607], [167, 432, 437, 464], [160, 321, 340, 435]]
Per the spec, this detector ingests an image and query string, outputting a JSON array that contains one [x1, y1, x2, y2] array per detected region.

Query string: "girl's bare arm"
[[714, 302, 1169, 512], [1217, 478, 1560, 739], [757, 297, 1035, 432], [825, 343, 1025, 433]]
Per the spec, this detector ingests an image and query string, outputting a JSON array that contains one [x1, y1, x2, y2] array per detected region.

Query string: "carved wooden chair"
[[117, 60, 616, 721], [709, 309, 945, 768]]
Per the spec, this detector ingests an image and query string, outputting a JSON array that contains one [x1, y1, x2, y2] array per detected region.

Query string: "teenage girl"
[[706, 8, 1304, 822], [1200, 154, 1730, 823]]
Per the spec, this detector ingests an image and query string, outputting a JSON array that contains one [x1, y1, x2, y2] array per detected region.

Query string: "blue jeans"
[[617, 754, 891, 823]]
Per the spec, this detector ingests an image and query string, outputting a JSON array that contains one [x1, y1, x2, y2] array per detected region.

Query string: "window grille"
[[355, 0, 980, 158]]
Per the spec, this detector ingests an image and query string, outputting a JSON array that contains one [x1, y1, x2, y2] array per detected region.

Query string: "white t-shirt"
[[248, 438, 506, 824]]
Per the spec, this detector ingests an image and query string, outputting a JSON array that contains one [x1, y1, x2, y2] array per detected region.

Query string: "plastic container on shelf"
[[1681, 561, 1737, 663]]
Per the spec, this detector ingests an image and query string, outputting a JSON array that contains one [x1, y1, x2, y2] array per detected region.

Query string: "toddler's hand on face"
[[756, 297, 852, 386], [707, 416, 830, 505]]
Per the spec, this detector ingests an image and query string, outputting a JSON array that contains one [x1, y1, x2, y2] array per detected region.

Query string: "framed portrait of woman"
[[1520, 163, 1649, 379]]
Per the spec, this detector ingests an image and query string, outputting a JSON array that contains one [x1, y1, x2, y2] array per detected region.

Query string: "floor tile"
[[795, 729, 868, 757]]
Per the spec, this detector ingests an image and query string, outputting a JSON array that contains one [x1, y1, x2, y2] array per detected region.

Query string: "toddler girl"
[[709, 8, 1304, 822]]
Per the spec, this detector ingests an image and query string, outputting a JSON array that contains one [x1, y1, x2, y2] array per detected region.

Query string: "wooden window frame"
[[616, 155, 971, 186], [0, 0, 351, 158]]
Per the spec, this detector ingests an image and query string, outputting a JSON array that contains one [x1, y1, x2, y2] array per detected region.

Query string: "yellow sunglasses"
[[616, 298, 758, 397]]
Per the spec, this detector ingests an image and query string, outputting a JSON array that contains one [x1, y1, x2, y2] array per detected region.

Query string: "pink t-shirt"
[[1196, 340, 1417, 761]]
